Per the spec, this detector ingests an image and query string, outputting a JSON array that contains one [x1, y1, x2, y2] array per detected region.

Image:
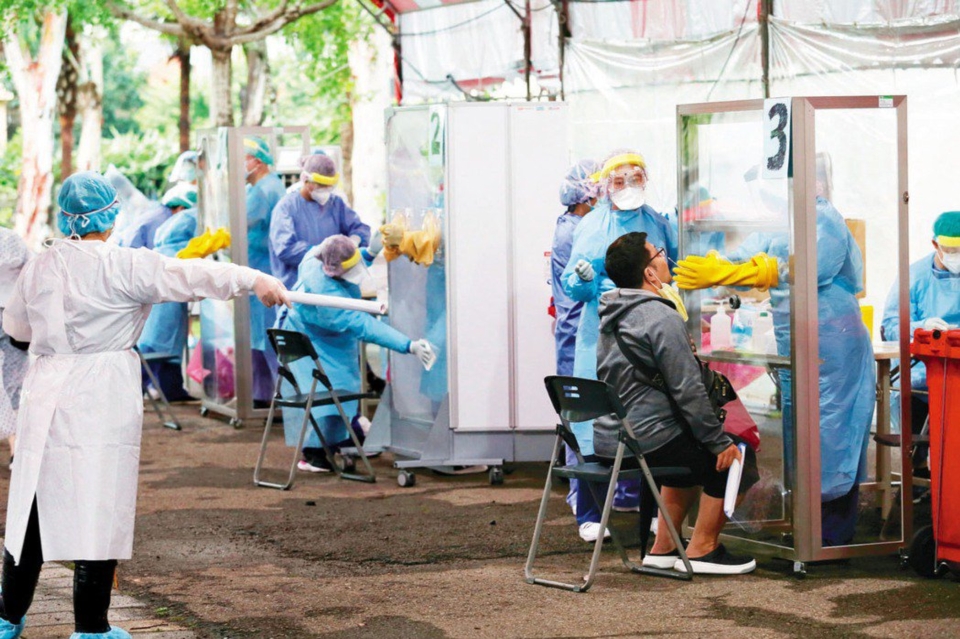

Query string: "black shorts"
[[602, 432, 759, 500]]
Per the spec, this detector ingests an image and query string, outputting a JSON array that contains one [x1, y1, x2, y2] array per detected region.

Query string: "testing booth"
[[677, 96, 911, 573], [366, 102, 566, 486], [194, 126, 310, 427]]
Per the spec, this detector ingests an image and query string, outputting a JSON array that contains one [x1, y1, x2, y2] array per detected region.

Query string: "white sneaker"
[[673, 544, 756, 575], [578, 522, 612, 543], [297, 459, 332, 473]]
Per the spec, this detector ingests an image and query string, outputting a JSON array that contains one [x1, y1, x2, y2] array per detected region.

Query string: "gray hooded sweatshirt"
[[594, 288, 732, 458]]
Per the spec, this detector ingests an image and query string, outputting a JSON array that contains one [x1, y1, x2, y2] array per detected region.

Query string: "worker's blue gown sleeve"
[[115, 204, 171, 250], [881, 253, 960, 395], [268, 192, 371, 289], [137, 208, 199, 359], [730, 197, 875, 508], [279, 251, 411, 448], [551, 212, 584, 377], [559, 200, 677, 456]]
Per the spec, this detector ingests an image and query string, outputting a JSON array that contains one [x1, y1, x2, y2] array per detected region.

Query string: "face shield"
[[341, 261, 375, 295], [607, 164, 647, 212]]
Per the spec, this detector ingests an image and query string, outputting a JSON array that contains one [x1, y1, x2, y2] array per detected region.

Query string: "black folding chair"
[[135, 347, 183, 431], [254, 329, 376, 489], [524, 376, 693, 592]]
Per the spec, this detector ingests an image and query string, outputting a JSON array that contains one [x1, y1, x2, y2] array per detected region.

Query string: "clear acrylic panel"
[[680, 106, 796, 547], [814, 106, 903, 547], [385, 109, 448, 424], [196, 130, 237, 405]]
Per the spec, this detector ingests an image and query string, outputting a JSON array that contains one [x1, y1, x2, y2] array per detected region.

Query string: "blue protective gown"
[[246, 173, 287, 402], [278, 250, 411, 448], [115, 204, 171, 250], [561, 200, 678, 455], [268, 192, 371, 289], [551, 212, 585, 377], [729, 197, 875, 510], [880, 253, 960, 395], [137, 207, 199, 358]]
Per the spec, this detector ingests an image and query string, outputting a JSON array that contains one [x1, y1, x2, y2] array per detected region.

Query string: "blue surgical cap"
[[161, 183, 198, 210], [57, 171, 120, 237], [559, 159, 600, 207], [244, 137, 274, 166]]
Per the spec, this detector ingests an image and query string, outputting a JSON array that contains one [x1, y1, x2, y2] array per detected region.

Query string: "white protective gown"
[[1, 239, 261, 563]]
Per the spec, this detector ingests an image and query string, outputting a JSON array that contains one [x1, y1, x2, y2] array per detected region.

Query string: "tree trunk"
[[4, 12, 68, 245], [75, 32, 103, 172], [241, 40, 268, 126], [176, 40, 191, 152], [57, 20, 79, 179], [210, 47, 234, 127], [340, 91, 354, 206]]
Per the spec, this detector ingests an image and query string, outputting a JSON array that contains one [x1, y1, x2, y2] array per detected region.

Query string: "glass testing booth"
[[194, 126, 310, 427], [677, 96, 912, 573], [365, 102, 567, 486]]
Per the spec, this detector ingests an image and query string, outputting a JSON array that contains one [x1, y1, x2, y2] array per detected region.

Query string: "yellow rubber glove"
[[674, 251, 778, 291], [380, 214, 441, 266], [176, 227, 232, 259]]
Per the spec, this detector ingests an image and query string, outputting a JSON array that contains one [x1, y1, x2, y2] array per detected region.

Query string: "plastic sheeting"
[[564, 25, 761, 211], [399, 0, 559, 102], [769, 16, 960, 262], [569, 0, 754, 41], [773, 0, 960, 24]]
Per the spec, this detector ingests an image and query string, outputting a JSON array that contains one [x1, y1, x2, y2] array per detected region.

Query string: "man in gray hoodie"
[[595, 231, 755, 575]]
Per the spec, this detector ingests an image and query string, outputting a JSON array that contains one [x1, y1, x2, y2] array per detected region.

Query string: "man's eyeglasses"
[[651, 247, 666, 261]]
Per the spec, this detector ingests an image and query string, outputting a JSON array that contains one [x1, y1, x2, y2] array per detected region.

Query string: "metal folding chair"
[[254, 329, 377, 489], [524, 375, 693, 592], [135, 347, 183, 431]]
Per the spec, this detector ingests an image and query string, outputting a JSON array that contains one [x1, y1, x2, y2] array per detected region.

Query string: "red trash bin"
[[910, 328, 960, 576]]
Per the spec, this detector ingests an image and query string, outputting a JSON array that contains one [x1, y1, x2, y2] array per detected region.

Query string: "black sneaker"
[[674, 544, 756, 575]]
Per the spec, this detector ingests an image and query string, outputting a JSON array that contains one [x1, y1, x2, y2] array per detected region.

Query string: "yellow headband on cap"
[[340, 249, 361, 271], [938, 235, 960, 248], [308, 172, 339, 187], [243, 139, 259, 151], [591, 153, 647, 183]]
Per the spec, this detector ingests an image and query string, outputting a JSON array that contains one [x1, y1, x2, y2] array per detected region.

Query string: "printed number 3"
[[767, 102, 788, 171]]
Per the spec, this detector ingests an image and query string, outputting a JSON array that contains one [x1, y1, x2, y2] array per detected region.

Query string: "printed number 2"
[[767, 102, 788, 171], [430, 112, 441, 156]]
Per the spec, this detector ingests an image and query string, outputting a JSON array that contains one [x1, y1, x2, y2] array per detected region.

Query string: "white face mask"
[[939, 249, 960, 274], [311, 188, 332, 206], [341, 263, 375, 294], [611, 186, 645, 211], [648, 271, 687, 322]]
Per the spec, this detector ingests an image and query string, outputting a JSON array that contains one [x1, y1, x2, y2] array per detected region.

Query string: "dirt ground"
[[3, 403, 960, 639]]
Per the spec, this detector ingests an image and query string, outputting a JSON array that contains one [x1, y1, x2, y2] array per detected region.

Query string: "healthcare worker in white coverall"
[[0, 171, 289, 639]]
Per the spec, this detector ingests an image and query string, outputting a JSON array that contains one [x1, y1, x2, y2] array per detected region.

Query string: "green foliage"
[[101, 128, 177, 198], [101, 30, 146, 137], [0, 132, 22, 229], [282, 2, 375, 145]]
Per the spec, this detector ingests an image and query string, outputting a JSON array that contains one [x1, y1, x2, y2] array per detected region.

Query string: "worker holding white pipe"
[[278, 234, 434, 473]]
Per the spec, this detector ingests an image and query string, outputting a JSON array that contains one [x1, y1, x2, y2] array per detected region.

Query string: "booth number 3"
[[763, 98, 791, 179]]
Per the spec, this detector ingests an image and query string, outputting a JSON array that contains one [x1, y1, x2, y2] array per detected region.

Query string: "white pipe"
[[286, 291, 387, 316]]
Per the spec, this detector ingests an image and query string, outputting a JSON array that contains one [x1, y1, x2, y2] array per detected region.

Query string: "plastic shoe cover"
[[0, 616, 25, 639], [70, 627, 132, 639]]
